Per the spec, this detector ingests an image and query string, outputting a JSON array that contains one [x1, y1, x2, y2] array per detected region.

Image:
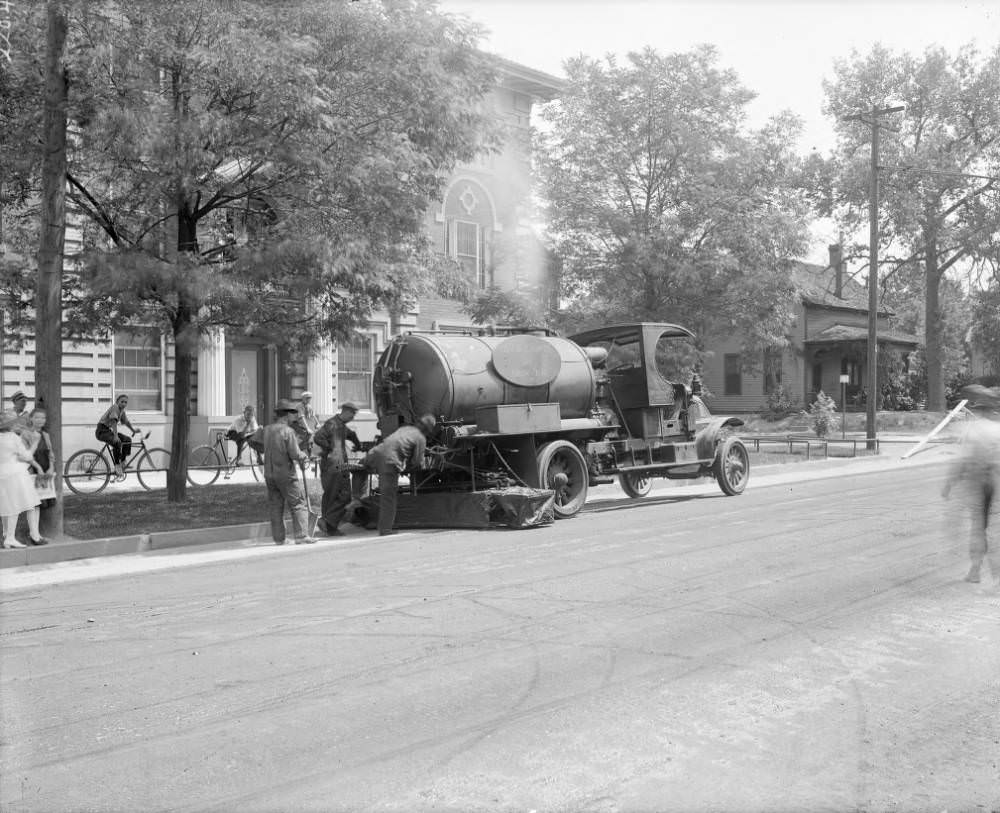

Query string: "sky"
[[438, 0, 999, 260]]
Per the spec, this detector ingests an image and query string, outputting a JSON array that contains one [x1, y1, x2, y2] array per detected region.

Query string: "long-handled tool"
[[299, 459, 320, 539]]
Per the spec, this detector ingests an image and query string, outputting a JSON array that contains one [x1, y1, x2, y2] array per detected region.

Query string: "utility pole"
[[844, 104, 904, 451]]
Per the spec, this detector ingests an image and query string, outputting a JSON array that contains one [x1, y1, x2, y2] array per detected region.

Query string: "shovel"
[[299, 460, 320, 539]]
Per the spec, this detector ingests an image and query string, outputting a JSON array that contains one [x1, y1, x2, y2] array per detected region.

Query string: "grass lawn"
[[59, 478, 323, 541]]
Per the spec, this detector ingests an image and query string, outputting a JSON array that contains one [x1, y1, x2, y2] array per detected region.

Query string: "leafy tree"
[[971, 281, 1000, 373], [3, 0, 496, 501], [463, 286, 546, 328], [815, 44, 1000, 411], [535, 46, 811, 357]]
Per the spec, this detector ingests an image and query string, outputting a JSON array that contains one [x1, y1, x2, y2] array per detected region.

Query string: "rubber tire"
[[536, 440, 589, 519], [713, 436, 749, 496], [137, 447, 172, 491], [64, 449, 112, 495], [187, 445, 221, 487], [619, 471, 653, 498]]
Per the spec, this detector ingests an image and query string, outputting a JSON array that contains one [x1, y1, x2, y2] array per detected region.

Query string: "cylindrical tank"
[[375, 333, 597, 425]]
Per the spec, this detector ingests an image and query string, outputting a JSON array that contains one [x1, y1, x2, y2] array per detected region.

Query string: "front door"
[[229, 348, 260, 416]]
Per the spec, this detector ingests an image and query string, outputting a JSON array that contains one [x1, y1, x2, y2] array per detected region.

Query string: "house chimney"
[[828, 243, 844, 298]]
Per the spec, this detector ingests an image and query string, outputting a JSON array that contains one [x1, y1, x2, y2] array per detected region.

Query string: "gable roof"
[[804, 323, 919, 347], [791, 260, 885, 312]]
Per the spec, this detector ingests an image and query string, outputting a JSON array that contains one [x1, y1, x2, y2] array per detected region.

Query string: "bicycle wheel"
[[137, 447, 171, 491], [248, 453, 262, 482], [187, 445, 221, 486], [64, 449, 112, 495]]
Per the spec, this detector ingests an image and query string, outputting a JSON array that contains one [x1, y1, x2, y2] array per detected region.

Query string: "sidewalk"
[[0, 437, 955, 571]]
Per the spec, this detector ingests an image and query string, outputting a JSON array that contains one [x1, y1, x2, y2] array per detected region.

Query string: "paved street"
[[2, 458, 998, 812]]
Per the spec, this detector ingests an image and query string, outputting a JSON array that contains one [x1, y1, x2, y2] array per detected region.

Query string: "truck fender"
[[694, 416, 745, 460]]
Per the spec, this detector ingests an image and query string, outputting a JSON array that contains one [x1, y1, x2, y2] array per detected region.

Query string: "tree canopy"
[[535, 46, 811, 356], [811, 43, 1000, 409], [2, 0, 496, 499]]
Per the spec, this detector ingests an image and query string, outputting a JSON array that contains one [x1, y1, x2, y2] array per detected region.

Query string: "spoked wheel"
[[712, 436, 750, 496], [619, 471, 653, 498], [187, 445, 221, 486], [137, 448, 171, 491], [64, 449, 112, 495], [248, 455, 262, 482], [536, 440, 589, 518]]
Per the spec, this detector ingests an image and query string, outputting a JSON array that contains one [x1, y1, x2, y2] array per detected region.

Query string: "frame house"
[[701, 245, 920, 414], [0, 57, 565, 458]]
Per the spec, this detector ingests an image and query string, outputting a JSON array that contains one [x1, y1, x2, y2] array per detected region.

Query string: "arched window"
[[442, 180, 495, 289]]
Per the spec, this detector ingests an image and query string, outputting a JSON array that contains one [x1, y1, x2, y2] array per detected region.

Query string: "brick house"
[[701, 245, 920, 414]]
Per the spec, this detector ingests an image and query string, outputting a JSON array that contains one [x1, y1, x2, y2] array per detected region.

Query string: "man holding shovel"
[[262, 399, 316, 546]]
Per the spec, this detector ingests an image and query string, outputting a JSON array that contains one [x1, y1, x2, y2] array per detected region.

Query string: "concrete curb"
[[0, 522, 275, 569]]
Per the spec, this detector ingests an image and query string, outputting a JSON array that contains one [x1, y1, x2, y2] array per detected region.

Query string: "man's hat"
[[339, 401, 359, 413], [274, 398, 299, 414], [10, 390, 26, 402], [300, 391, 313, 399]]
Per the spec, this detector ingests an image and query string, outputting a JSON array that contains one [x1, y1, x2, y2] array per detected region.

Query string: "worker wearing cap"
[[262, 398, 315, 545], [312, 401, 362, 536], [363, 414, 436, 536], [292, 391, 321, 454]]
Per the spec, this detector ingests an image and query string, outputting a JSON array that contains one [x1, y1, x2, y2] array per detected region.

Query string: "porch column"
[[306, 341, 335, 417], [197, 328, 227, 417]]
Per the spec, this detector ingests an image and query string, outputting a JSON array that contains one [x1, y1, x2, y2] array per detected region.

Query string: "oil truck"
[[371, 322, 749, 519]]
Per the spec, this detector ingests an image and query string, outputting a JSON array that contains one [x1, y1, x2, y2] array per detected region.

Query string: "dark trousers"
[[969, 479, 996, 574], [96, 425, 131, 464], [264, 476, 310, 543], [320, 466, 351, 533], [376, 468, 400, 534]]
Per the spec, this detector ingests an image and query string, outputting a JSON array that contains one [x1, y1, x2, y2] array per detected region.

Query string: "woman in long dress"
[[0, 412, 43, 548]]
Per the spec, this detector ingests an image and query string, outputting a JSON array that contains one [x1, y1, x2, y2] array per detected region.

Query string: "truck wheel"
[[619, 472, 652, 498], [713, 436, 749, 496], [537, 440, 588, 518]]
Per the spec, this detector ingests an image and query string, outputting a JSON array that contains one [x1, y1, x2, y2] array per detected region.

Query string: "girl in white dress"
[[0, 412, 43, 548]]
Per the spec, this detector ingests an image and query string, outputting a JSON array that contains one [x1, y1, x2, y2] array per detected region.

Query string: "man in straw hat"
[[7, 390, 30, 435], [261, 399, 316, 546], [942, 385, 1000, 585]]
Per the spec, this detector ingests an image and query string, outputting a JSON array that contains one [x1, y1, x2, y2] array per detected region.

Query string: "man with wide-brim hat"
[[312, 401, 362, 536], [943, 384, 1000, 585], [260, 398, 315, 545]]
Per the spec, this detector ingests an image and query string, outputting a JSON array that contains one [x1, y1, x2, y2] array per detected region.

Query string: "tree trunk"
[[35, 1, 68, 536], [164, 209, 201, 502], [166, 304, 194, 503], [923, 229, 944, 411]]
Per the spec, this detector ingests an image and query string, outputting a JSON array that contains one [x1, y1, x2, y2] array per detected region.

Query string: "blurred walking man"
[[942, 385, 1000, 585], [262, 399, 315, 546]]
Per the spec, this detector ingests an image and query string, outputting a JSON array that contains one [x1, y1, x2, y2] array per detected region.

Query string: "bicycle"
[[187, 430, 262, 486], [64, 432, 171, 495]]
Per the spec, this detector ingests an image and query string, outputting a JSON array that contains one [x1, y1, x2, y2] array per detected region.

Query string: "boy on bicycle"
[[96, 393, 139, 481], [226, 405, 261, 464]]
